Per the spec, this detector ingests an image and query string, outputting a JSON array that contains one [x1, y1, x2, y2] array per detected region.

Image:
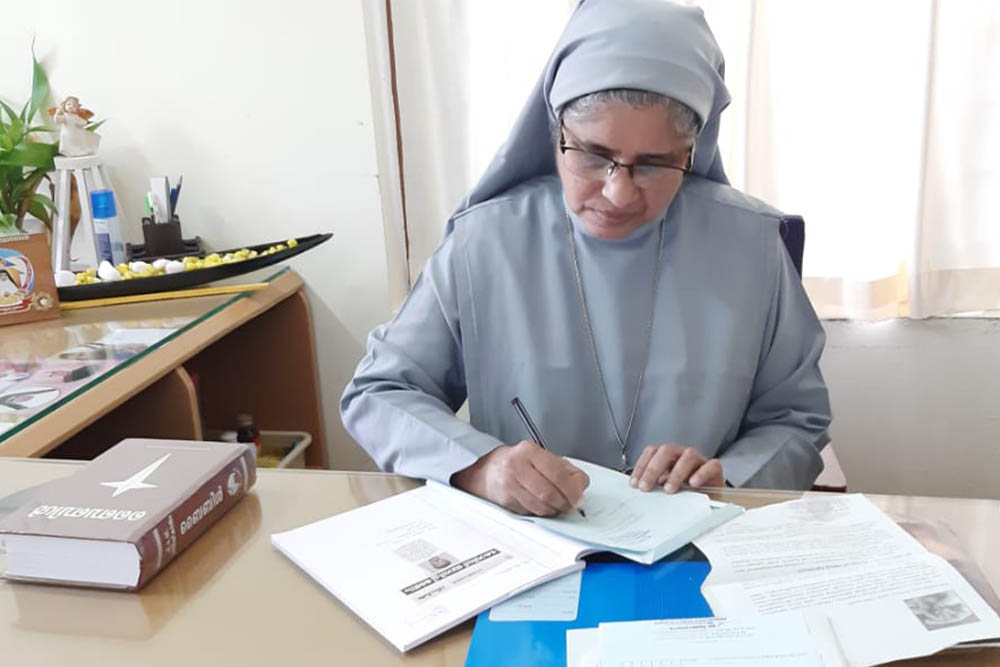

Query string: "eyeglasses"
[[559, 121, 692, 188]]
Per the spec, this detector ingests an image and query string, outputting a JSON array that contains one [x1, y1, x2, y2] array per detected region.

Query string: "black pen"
[[510, 397, 586, 518], [169, 175, 183, 216]]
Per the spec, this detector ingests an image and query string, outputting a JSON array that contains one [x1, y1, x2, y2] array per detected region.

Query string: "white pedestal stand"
[[50, 155, 123, 272]]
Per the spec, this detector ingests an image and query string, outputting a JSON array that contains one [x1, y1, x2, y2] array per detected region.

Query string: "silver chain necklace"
[[566, 211, 665, 472]]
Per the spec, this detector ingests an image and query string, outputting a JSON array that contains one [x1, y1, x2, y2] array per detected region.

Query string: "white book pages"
[[271, 484, 584, 652], [431, 458, 743, 564]]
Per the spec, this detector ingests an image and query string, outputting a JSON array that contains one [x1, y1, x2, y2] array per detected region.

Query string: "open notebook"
[[270, 460, 741, 652]]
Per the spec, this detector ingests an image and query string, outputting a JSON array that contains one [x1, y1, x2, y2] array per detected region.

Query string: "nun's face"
[[557, 102, 691, 240]]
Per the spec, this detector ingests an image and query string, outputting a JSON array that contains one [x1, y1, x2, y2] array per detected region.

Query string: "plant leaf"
[[31, 192, 56, 212], [28, 43, 50, 124], [0, 99, 19, 124], [0, 141, 57, 168], [85, 119, 106, 133], [0, 212, 18, 235], [6, 117, 24, 143], [12, 169, 48, 202], [26, 197, 52, 228]]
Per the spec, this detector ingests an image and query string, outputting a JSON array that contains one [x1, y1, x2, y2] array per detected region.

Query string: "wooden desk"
[[0, 268, 327, 468], [1, 459, 997, 666]]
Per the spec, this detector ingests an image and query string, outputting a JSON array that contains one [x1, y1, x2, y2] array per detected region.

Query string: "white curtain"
[[913, 1, 1000, 317], [387, 0, 1000, 319], [388, 0, 574, 285]]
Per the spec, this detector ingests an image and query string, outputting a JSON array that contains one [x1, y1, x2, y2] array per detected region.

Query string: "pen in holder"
[[126, 216, 204, 261]]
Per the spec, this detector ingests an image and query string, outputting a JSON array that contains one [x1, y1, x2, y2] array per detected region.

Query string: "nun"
[[342, 0, 831, 516]]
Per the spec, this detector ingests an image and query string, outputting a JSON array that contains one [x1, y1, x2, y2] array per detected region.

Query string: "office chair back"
[[779, 215, 805, 278], [776, 214, 848, 492]]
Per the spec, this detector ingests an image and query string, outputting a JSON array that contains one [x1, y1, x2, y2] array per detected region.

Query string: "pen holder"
[[126, 217, 204, 261]]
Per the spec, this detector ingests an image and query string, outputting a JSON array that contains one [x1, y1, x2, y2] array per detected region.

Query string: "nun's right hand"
[[451, 440, 589, 516]]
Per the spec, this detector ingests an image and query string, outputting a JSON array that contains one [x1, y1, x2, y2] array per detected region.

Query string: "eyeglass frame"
[[558, 120, 694, 184]]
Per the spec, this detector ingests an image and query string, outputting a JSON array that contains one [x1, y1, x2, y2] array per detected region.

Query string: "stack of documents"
[[693, 494, 1000, 666], [556, 494, 1000, 667], [271, 459, 741, 651]]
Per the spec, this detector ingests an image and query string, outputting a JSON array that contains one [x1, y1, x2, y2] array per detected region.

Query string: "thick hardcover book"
[[0, 438, 256, 590]]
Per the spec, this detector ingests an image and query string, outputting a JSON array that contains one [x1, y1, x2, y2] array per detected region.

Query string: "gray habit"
[[341, 0, 831, 489]]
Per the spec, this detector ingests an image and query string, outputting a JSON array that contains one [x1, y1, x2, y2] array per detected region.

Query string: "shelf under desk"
[[0, 267, 327, 468]]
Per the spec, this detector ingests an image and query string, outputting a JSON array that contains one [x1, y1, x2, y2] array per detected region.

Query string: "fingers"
[[469, 439, 718, 516], [566, 466, 591, 502], [632, 444, 685, 492], [663, 447, 706, 493], [689, 459, 724, 488], [487, 441, 590, 517], [630, 444, 719, 494], [629, 446, 658, 488], [531, 447, 590, 508], [499, 494, 530, 516], [516, 466, 572, 515]]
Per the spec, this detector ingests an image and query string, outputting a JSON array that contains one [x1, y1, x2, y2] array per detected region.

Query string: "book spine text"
[[133, 446, 257, 588]]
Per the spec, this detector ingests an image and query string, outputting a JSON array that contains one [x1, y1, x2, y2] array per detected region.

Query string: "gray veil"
[[453, 0, 731, 219]]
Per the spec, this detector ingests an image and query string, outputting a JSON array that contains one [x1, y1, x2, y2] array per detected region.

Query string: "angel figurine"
[[48, 96, 101, 157]]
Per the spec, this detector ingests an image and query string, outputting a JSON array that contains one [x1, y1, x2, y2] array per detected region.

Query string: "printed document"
[[271, 484, 585, 651], [694, 494, 1000, 666], [597, 615, 843, 667]]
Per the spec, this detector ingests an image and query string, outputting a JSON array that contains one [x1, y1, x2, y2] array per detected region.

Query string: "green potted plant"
[[0, 52, 59, 236]]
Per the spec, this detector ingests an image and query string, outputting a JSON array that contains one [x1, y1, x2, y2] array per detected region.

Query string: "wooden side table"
[[0, 267, 327, 468]]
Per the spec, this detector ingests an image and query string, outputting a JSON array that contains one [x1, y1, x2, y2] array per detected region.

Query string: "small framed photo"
[[0, 232, 61, 326]]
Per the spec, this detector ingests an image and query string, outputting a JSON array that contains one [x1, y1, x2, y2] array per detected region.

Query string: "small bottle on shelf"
[[90, 189, 125, 266], [235, 413, 261, 457]]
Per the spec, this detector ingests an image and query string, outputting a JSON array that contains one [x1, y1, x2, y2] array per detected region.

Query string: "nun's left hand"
[[629, 444, 724, 493]]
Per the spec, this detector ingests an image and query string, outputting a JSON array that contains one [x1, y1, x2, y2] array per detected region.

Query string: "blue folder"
[[464, 556, 712, 667]]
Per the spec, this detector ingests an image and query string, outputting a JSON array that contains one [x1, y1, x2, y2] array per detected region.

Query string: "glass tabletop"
[[0, 266, 290, 443]]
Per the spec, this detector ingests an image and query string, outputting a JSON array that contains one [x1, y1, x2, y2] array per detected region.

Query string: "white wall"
[[822, 319, 1000, 500], [1, 0, 391, 470]]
